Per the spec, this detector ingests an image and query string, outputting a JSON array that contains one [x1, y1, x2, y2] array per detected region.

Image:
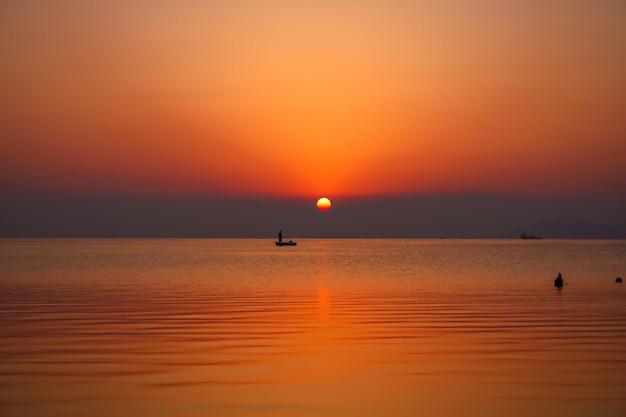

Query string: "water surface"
[[1, 239, 625, 416]]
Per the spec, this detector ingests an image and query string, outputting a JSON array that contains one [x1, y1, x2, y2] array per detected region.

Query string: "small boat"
[[276, 241, 297, 246], [520, 233, 542, 239]]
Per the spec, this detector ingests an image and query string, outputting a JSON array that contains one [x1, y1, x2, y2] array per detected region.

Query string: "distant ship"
[[520, 233, 542, 240], [276, 241, 297, 246]]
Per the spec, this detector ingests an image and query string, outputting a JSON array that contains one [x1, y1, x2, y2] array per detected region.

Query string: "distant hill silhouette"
[[2, 192, 625, 238], [509, 217, 626, 239]]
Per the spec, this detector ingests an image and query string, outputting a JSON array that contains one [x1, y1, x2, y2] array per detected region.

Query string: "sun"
[[316, 197, 332, 211]]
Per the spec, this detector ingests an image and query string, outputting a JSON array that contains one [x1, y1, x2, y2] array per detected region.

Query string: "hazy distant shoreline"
[[2, 193, 625, 239]]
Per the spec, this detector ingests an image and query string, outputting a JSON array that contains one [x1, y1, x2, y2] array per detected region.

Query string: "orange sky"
[[1, 0, 625, 199]]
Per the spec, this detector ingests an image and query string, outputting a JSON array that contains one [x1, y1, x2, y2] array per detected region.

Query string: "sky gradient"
[[1, 1, 625, 236]]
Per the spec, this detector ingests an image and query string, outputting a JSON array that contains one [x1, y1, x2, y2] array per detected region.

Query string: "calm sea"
[[1, 239, 625, 417]]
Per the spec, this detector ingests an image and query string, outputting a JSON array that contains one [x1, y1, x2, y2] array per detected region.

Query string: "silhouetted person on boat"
[[554, 272, 563, 288], [278, 230, 283, 243]]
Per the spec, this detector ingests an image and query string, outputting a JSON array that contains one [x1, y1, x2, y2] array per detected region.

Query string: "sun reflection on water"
[[1, 239, 625, 417]]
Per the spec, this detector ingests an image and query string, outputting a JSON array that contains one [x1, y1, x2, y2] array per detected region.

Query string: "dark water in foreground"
[[1, 239, 625, 417]]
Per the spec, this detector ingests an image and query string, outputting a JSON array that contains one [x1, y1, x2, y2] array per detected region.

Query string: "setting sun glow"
[[0, 2, 624, 200], [316, 197, 332, 211]]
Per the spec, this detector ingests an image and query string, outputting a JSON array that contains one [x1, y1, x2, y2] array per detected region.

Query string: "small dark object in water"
[[276, 240, 297, 246], [554, 272, 563, 288], [617, 277, 623, 283]]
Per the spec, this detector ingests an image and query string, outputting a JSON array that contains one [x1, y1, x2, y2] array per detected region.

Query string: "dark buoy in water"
[[554, 272, 563, 288], [617, 277, 623, 283]]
